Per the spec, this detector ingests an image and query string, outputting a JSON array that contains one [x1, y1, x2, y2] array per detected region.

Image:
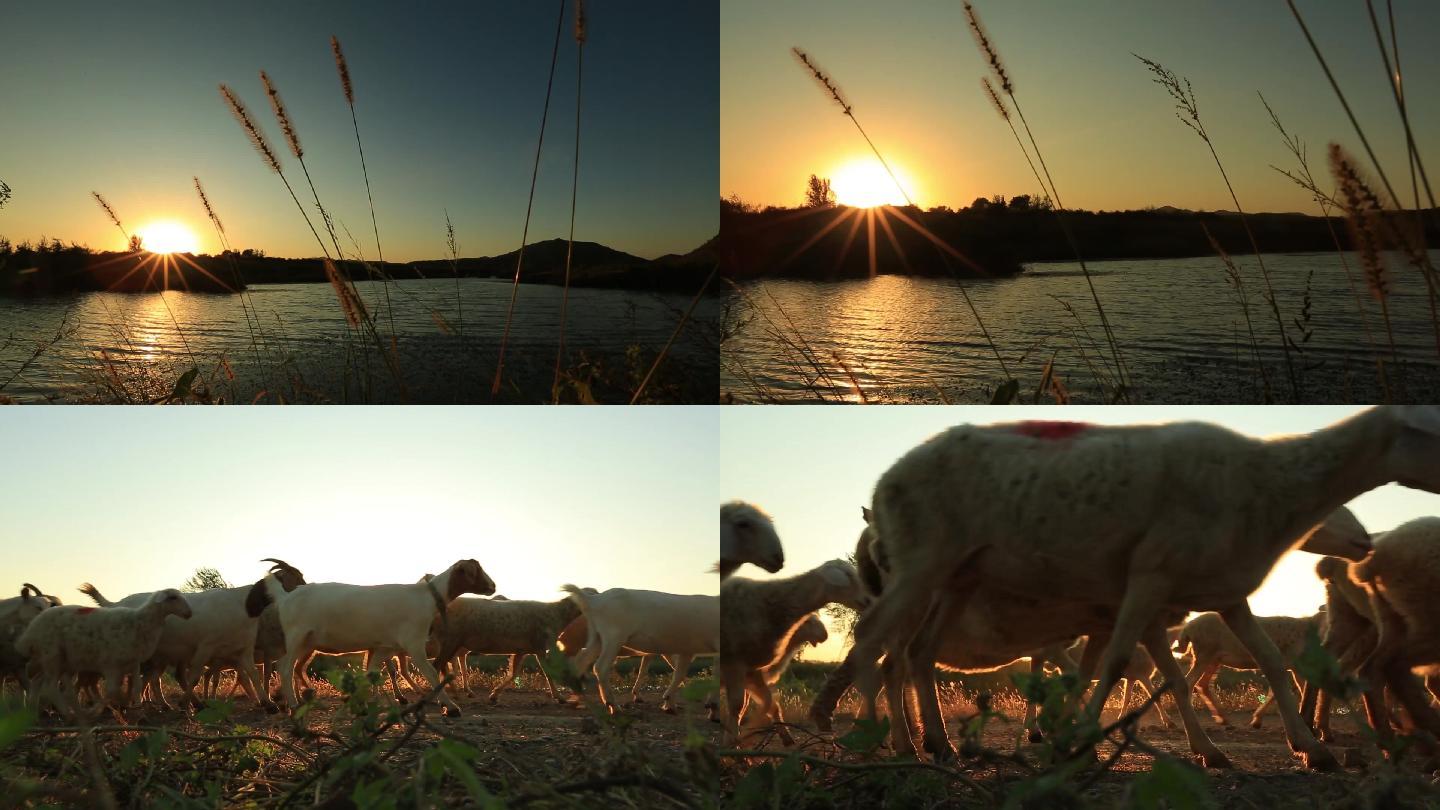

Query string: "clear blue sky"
[[0, 0, 717, 260], [723, 0, 1439, 211], [721, 406, 1440, 660], [1, 406, 719, 603]]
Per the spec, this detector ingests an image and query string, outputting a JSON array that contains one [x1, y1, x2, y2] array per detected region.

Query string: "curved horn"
[[261, 558, 297, 572], [21, 582, 43, 596]]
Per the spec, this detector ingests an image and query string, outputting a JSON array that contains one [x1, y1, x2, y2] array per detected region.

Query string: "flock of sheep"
[[718, 406, 1440, 772], [0, 557, 725, 724]]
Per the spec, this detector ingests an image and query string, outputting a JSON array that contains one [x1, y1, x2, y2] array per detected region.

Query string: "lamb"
[[762, 614, 827, 685], [1176, 610, 1325, 729], [432, 594, 585, 704], [719, 559, 868, 745], [0, 584, 59, 697], [845, 409, 1415, 770], [561, 585, 719, 715], [78, 559, 306, 713], [1344, 516, 1440, 753], [1068, 637, 1174, 730], [16, 589, 193, 720], [246, 558, 494, 717], [720, 501, 784, 579]]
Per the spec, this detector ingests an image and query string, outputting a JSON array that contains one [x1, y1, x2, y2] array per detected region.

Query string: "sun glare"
[[134, 220, 199, 254], [830, 159, 912, 208]]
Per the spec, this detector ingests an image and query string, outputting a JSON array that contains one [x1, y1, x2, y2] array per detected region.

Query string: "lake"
[[722, 251, 1440, 403], [0, 278, 718, 403]]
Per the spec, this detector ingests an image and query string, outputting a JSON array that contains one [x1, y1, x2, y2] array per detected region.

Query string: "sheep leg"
[[1084, 577, 1169, 725], [629, 654, 652, 705], [844, 561, 951, 733], [659, 654, 693, 713], [489, 653, 522, 704], [1382, 659, 1440, 754], [1115, 678, 1133, 724], [807, 657, 853, 733], [277, 643, 308, 711], [1251, 671, 1299, 729], [878, 652, 919, 756], [1022, 656, 1046, 744], [401, 639, 462, 717], [1220, 603, 1337, 771], [719, 659, 748, 747], [536, 654, 563, 704], [1133, 678, 1173, 729], [742, 668, 793, 747], [907, 591, 971, 762], [397, 654, 428, 694], [589, 639, 625, 714], [1190, 660, 1227, 726], [1141, 626, 1227, 767], [456, 653, 472, 696]]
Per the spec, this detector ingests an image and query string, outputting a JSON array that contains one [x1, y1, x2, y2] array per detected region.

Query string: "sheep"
[[719, 559, 868, 745], [811, 513, 1166, 754], [78, 559, 306, 713], [844, 409, 1418, 770], [561, 585, 719, 716], [1176, 610, 1325, 729], [1345, 516, 1440, 753], [431, 594, 585, 705], [720, 501, 784, 579], [1068, 637, 1174, 730], [17, 589, 193, 720], [0, 584, 59, 697], [555, 614, 661, 705], [1299, 555, 1380, 741], [734, 613, 828, 729], [246, 558, 495, 717]]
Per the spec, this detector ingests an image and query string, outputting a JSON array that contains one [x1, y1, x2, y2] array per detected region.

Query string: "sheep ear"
[[861, 506, 873, 524], [245, 579, 272, 617]]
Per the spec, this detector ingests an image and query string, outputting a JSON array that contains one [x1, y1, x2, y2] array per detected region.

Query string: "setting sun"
[[829, 158, 913, 208], [134, 220, 199, 254]]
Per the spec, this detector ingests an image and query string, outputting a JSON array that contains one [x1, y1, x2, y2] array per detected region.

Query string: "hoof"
[[1302, 747, 1340, 772], [1249, 718, 1263, 730], [1027, 730, 1044, 744], [443, 705, 462, 718], [263, 702, 279, 715], [488, 695, 499, 706], [924, 738, 958, 764], [1198, 750, 1233, 769], [396, 696, 409, 705], [662, 704, 676, 715]]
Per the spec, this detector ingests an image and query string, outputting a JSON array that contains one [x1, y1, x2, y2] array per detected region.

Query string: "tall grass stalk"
[[445, 210, 463, 337], [1261, 96, 1392, 399], [965, 2, 1128, 400], [552, 0, 586, 404], [493, 0, 567, 397], [791, 45, 1012, 382], [631, 264, 716, 404], [1136, 55, 1299, 402], [1204, 225, 1272, 403], [193, 177, 274, 391], [329, 36, 400, 349]]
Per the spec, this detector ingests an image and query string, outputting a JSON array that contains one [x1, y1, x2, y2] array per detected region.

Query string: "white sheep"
[[0, 584, 59, 697], [1346, 516, 1440, 753], [847, 409, 1417, 770], [77, 559, 306, 713], [561, 585, 719, 715], [720, 501, 784, 579], [246, 558, 494, 717], [1175, 611, 1324, 729], [557, 613, 656, 705], [719, 559, 868, 745], [17, 589, 193, 720]]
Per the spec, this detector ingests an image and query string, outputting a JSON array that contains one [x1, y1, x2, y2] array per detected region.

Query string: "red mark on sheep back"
[[76, 607, 96, 615], [1011, 421, 1090, 441]]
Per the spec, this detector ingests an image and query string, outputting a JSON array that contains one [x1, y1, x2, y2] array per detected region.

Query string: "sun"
[[134, 220, 199, 254], [830, 158, 914, 208]]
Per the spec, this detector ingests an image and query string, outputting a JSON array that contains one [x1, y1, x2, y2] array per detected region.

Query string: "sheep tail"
[[560, 584, 592, 615], [78, 582, 111, 607]]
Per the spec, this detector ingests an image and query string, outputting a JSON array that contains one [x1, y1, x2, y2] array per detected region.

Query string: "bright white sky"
[[1, 407, 719, 605], [720, 406, 1440, 661]]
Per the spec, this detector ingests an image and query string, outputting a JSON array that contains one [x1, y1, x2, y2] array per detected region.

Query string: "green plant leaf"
[[836, 717, 889, 753]]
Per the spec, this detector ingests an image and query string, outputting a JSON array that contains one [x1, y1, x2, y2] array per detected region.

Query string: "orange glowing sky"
[[722, 1, 1440, 212]]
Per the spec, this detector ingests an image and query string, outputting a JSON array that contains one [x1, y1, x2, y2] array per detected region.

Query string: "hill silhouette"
[[0, 236, 716, 296]]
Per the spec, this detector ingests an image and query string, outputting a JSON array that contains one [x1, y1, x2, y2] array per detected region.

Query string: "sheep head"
[[1314, 555, 1351, 582], [720, 501, 784, 576], [813, 559, 870, 611], [1388, 406, 1440, 493], [1299, 506, 1372, 561], [447, 559, 496, 600], [152, 588, 193, 620], [797, 614, 829, 647], [262, 558, 306, 592]]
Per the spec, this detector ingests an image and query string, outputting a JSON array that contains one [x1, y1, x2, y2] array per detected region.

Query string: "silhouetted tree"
[[0, 181, 11, 209], [804, 174, 835, 208], [990, 194, 1006, 207], [1009, 194, 1032, 210], [182, 567, 230, 592], [969, 197, 990, 211], [128, 234, 144, 253]]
